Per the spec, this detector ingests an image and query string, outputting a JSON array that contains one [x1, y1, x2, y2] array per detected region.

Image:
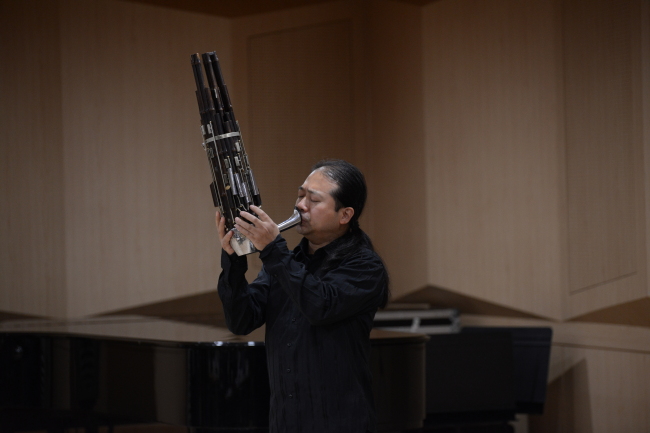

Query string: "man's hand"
[[216, 211, 235, 255], [234, 205, 280, 251]]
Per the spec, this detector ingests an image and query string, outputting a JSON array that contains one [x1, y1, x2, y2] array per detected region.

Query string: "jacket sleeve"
[[259, 236, 386, 326], [217, 249, 270, 335]]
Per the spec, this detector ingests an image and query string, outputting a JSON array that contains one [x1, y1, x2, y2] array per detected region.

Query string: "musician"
[[216, 159, 389, 433]]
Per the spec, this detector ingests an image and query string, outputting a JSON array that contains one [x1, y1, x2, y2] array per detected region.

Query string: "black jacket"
[[218, 234, 388, 433]]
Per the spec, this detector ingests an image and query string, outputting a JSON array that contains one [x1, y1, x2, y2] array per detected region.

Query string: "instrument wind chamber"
[[191, 52, 300, 255]]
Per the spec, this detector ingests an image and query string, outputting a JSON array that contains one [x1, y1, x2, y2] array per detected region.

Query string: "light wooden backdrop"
[[367, 0, 429, 296], [58, 0, 233, 318], [3, 0, 647, 324], [423, 0, 565, 320], [0, 0, 66, 318], [0, 0, 233, 318], [2, 0, 650, 430]]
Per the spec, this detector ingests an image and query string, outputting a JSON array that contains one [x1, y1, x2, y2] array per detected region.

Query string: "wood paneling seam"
[[568, 271, 637, 295], [553, 341, 650, 356]]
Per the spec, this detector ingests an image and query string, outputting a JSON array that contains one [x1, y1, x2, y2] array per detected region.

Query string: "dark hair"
[[312, 159, 390, 307]]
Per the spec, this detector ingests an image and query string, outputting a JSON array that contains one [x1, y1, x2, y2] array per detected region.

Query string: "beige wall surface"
[[2, 0, 650, 431], [61, 0, 231, 317], [564, 0, 639, 294], [645, 0, 650, 302], [562, 0, 648, 319], [419, 0, 650, 429], [0, 0, 67, 318], [423, 0, 565, 320], [59, 0, 232, 318], [367, 0, 428, 300], [0, 0, 233, 318]]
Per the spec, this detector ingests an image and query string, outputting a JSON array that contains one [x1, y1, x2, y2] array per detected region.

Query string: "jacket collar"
[[294, 234, 346, 262]]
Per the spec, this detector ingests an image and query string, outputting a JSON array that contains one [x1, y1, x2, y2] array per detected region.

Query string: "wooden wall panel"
[[367, 0, 427, 298], [230, 1, 355, 279], [247, 20, 356, 250], [533, 347, 650, 433], [563, 0, 642, 293], [422, 0, 564, 319], [229, 1, 351, 144], [59, 0, 231, 317], [642, 0, 650, 301], [0, 0, 66, 318], [563, 0, 647, 318], [647, 354, 650, 433]]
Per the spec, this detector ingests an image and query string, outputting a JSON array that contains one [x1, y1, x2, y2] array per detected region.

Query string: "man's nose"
[[296, 198, 308, 212]]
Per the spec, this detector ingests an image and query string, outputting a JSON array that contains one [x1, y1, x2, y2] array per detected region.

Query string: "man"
[[216, 159, 389, 433]]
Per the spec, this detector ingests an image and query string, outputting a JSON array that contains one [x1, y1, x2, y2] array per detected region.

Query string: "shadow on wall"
[[396, 285, 550, 320], [0, 311, 43, 322], [529, 359, 593, 433], [98, 291, 227, 328]]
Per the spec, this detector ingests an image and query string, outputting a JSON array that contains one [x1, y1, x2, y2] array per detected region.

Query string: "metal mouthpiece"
[[229, 208, 302, 256], [278, 208, 302, 232]]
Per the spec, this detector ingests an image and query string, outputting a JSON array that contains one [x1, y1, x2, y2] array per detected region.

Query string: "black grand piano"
[[1, 311, 552, 433], [0, 316, 428, 433]]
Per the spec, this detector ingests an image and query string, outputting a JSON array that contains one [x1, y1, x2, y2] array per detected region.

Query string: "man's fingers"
[[250, 205, 271, 222], [221, 230, 235, 255], [216, 212, 223, 233], [215, 211, 235, 254], [235, 215, 254, 231], [231, 207, 279, 251], [238, 211, 257, 227], [217, 213, 227, 236], [234, 222, 250, 236]]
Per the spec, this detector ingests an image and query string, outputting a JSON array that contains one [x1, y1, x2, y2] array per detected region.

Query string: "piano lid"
[[0, 315, 428, 346], [1, 315, 428, 432]]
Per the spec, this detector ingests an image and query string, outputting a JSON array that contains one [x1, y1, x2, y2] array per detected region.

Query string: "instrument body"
[[191, 52, 300, 255]]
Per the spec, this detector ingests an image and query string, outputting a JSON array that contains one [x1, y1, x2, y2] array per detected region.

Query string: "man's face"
[[295, 169, 352, 247]]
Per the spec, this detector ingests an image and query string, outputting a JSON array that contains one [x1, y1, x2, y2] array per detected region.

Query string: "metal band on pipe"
[[204, 131, 240, 145], [215, 131, 240, 140]]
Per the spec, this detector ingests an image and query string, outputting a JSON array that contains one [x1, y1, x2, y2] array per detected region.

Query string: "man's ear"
[[339, 207, 354, 225]]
